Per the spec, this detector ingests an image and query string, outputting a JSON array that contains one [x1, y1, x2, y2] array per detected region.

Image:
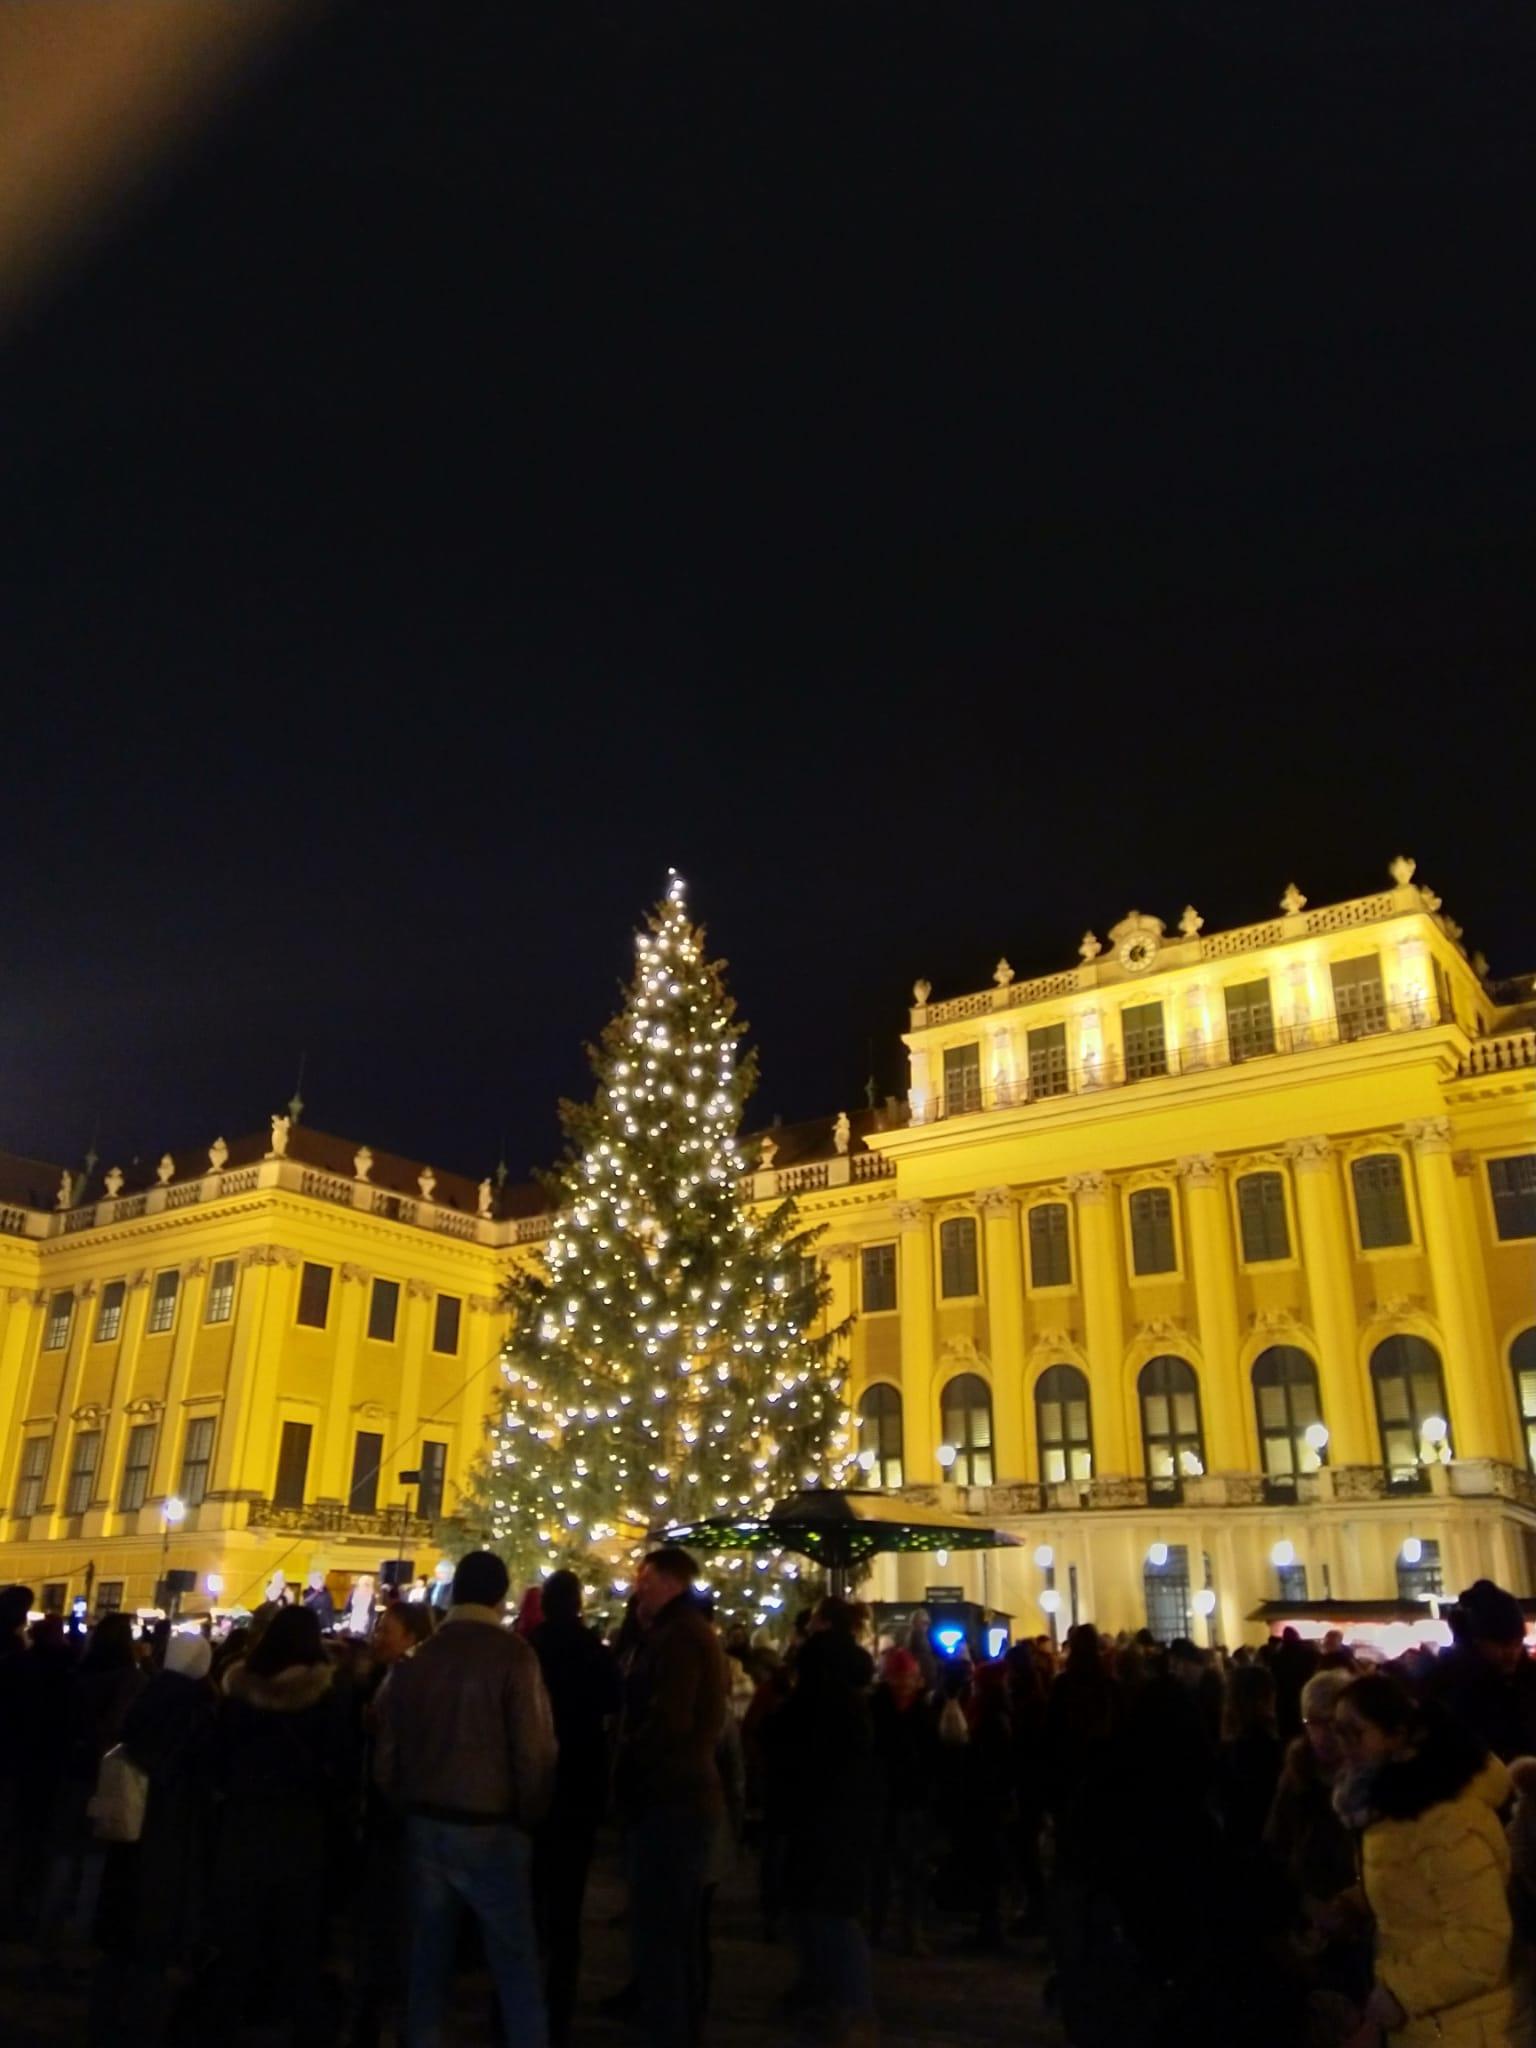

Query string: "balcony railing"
[[1458, 1029, 1536, 1077], [914, 1006, 1443, 1125], [246, 1500, 438, 1540]]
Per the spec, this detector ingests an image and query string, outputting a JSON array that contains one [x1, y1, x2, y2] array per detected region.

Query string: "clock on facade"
[[1118, 932, 1160, 972]]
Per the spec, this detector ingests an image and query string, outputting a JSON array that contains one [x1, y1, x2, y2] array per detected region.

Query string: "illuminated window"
[[1027, 1204, 1071, 1288], [1129, 1187, 1176, 1275], [15, 1435, 49, 1517], [43, 1292, 73, 1351], [65, 1430, 101, 1516], [1225, 979, 1276, 1062], [1144, 1542, 1192, 1643], [179, 1416, 216, 1506], [94, 1281, 125, 1343], [940, 1374, 994, 1486], [1237, 1172, 1290, 1263], [939, 1217, 979, 1298], [1331, 955, 1388, 1040], [861, 1244, 897, 1313], [1397, 1538, 1443, 1601], [205, 1259, 237, 1324], [1122, 1002, 1167, 1082], [95, 1582, 124, 1614], [1352, 1154, 1411, 1249], [1252, 1348, 1325, 1484], [118, 1424, 157, 1512], [418, 1440, 448, 1521], [1036, 1364, 1092, 1484], [1371, 1334, 1451, 1482], [1027, 1023, 1069, 1100], [857, 1384, 904, 1488], [1140, 1355, 1204, 1500], [1512, 1329, 1536, 1475], [147, 1271, 180, 1335], [296, 1263, 332, 1329], [942, 1043, 982, 1115], [433, 1294, 462, 1355], [368, 1278, 400, 1342], [1490, 1156, 1536, 1241]]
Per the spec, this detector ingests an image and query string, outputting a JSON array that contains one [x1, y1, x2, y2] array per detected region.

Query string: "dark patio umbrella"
[[657, 1487, 1023, 1595]]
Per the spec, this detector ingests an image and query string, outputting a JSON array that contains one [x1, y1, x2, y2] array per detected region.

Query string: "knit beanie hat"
[[165, 1632, 213, 1681]]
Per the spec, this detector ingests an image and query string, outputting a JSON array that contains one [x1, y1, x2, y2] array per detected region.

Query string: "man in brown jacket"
[[376, 1549, 556, 2047], [615, 1546, 729, 2048]]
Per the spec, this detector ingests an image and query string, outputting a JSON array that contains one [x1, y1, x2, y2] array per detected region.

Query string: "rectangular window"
[[1129, 1187, 1177, 1275], [296, 1262, 332, 1329], [1397, 1538, 1443, 1601], [1027, 1023, 1070, 1100], [938, 1216, 979, 1298], [43, 1291, 73, 1351], [16, 1434, 50, 1517], [1331, 955, 1388, 1040], [1237, 1172, 1291, 1263], [942, 1042, 982, 1116], [367, 1277, 400, 1342], [433, 1294, 462, 1355], [94, 1281, 125, 1343], [95, 1582, 124, 1615], [1276, 1563, 1309, 1604], [205, 1259, 237, 1324], [418, 1440, 448, 1521], [118, 1423, 157, 1512], [1352, 1154, 1412, 1249], [1225, 979, 1276, 1062], [1121, 1002, 1167, 1083], [349, 1431, 383, 1514], [178, 1416, 216, 1507], [65, 1430, 101, 1516], [147, 1270, 180, 1335], [1489, 1156, 1536, 1242], [273, 1420, 313, 1508], [860, 1244, 897, 1313], [1027, 1203, 1072, 1288], [41, 1583, 66, 1617]]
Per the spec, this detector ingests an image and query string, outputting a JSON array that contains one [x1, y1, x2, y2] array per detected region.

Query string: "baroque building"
[[0, 859, 1533, 1642]]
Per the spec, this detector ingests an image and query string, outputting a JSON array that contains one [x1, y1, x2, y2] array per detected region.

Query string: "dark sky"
[[3, 0, 1533, 1184]]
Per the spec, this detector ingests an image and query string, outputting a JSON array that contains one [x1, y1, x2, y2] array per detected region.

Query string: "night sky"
[[3, 2, 1533, 1185]]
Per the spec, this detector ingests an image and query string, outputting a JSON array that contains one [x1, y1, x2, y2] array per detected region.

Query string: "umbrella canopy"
[[658, 1488, 1024, 1571]]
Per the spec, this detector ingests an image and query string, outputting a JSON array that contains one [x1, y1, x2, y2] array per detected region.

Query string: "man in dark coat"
[[613, 1546, 729, 2048], [1424, 1578, 1536, 1763], [530, 1569, 622, 2048]]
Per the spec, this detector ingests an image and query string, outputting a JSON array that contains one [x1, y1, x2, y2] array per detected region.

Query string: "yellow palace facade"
[[0, 859, 1533, 1642]]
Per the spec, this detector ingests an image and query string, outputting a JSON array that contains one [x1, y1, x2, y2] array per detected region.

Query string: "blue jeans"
[[404, 1817, 546, 2048], [629, 1810, 713, 2048]]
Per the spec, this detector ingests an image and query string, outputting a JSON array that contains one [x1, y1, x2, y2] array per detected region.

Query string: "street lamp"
[[160, 1495, 186, 1616]]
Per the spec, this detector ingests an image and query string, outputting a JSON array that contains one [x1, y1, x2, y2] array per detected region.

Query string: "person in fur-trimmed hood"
[[1333, 1672, 1512, 2048], [215, 1606, 356, 2040]]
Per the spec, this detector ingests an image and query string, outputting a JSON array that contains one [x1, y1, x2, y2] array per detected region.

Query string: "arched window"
[[940, 1373, 994, 1486], [1036, 1364, 1093, 1485], [1371, 1335, 1452, 1482], [1252, 1347, 1326, 1489], [857, 1384, 904, 1489], [1510, 1329, 1536, 1474], [1139, 1355, 1205, 1501]]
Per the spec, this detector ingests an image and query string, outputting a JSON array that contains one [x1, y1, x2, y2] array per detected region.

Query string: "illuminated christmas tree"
[[471, 873, 852, 1620]]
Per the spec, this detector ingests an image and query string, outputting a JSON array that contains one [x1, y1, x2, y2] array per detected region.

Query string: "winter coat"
[[530, 1615, 623, 1829], [1425, 1644, 1536, 1765], [97, 1670, 218, 1958], [870, 1685, 940, 1814], [615, 1591, 730, 1825], [1218, 1729, 1283, 1857], [215, 1658, 355, 1934], [1264, 1736, 1357, 1909], [763, 1630, 876, 1916], [1355, 1738, 1513, 2048]]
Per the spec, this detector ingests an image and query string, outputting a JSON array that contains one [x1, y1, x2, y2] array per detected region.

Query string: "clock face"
[[1118, 933, 1159, 973]]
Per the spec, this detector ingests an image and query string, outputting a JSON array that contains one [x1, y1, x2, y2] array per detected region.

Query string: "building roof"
[[0, 1147, 68, 1213], [741, 1101, 907, 1168]]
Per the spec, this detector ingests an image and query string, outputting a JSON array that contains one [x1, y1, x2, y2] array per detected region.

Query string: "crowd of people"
[[3, 1557, 1536, 2048]]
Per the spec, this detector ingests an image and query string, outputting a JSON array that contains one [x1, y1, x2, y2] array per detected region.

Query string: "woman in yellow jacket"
[[1334, 1672, 1513, 2047]]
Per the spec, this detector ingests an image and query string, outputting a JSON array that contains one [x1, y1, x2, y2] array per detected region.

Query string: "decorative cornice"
[[124, 1394, 164, 1416], [1065, 1171, 1107, 1200], [1248, 1308, 1297, 1334], [1371, 1292, 1426, 1319], [975, 1187, 1014, 1219], [467, 1294, 499, 1314], [185, 1258, 208, 1279], [406, 1277, 434, 1300], [1403, 1115, 1452, 1155], [891, 1201, 926, 1230], [1135, 1315, 1186, 1343], [1282, 1136, 1333, 1171], [1176, 1154, 1217, 1188], [340, 1263, 368, 1285]]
